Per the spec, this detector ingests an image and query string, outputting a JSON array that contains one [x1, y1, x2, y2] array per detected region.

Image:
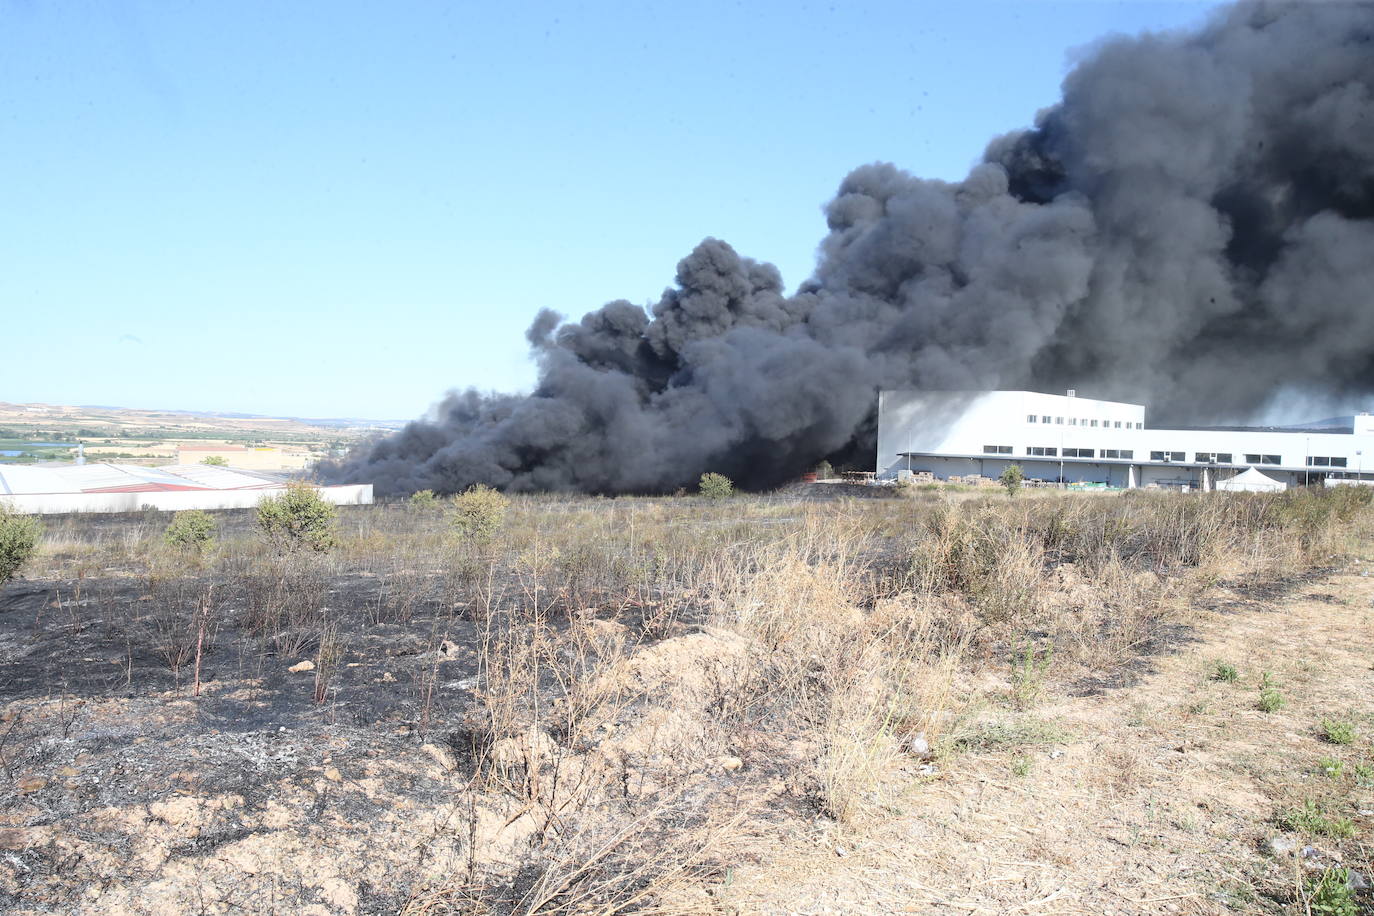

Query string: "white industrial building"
[[0, 463, 373, 515], [876, 390, 1374, 490]]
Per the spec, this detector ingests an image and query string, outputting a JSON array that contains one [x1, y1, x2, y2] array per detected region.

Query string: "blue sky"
[[2, 0, 1223, 420]]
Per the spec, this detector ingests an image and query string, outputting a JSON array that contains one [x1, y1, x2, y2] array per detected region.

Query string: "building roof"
[[0, 463, 288, 496], [1162, 424, 1354, 435]]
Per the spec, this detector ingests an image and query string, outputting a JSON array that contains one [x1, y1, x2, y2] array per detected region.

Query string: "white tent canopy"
[[1216, 466, 1287, 492]]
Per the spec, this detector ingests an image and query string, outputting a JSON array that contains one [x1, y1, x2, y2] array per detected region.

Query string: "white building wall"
[[877, 390, 1145, 478], [877, 390, 1374, 487], [1, 484, 373, 516]]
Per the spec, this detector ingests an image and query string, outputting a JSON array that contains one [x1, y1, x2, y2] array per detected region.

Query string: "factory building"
[[0, 463, 372, 515], [876, 390, 1374, 490]]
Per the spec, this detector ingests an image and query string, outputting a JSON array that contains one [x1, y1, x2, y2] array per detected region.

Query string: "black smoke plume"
[[328, 2, 1374, 496]]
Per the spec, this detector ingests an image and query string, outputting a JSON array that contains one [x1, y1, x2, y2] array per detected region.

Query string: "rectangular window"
[[1069, 419, 1077, 426], [1195, 452, 1233, 464], [1135, 422, 1143, 429], [1333, 457, 1347, 468], [1055, 417, 1063, 425], [1090, 419, 1098, 427], [1151, 451, 1165, 461], [1217, 453, 1233, 463], [1114, 421, 1122, 428], [1027, 414, 1037, 423], [1064, 448, 1095, 458], [1153, 450, 1184, 462], [1263, 455, 1280, 465], [1310, 456, 1330, 466], [1100, 449, 1134, 459], [1245, 454, 1260, 464], [1042, 415, 1051, 424], [1026, 446, 1058, 457], [983, 445, 1012, 455]]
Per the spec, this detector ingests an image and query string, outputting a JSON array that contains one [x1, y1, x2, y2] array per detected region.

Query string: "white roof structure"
[[0, 463, 285, 496], [0, 464, 372, 515], [1215, 467, 1287, 492]]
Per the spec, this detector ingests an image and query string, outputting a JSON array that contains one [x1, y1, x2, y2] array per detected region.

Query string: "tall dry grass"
[[21, 485, 1374, 905]]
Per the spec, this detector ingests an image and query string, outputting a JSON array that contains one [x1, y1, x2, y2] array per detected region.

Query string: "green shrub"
[[0, 506, 41, 582], [1259, 686, 1285, 713], [450, 484, 509, 541], [1320, 718, 1356, 745], [164, 510, 216, 552], [1258, 671, 1285, 712], [1319, 757, 1345, 779], [1211, 661, 1239, 683], [200, 455, 228, 466], [1306, 867, 1358, 916], [409, 489, 439, 511], [1278, 800, 1355, 838], [699, 472, 734, 499], [998, 464, 1024, 498], [1354, 761, 1374, 786], [257, 483, 338, 552]]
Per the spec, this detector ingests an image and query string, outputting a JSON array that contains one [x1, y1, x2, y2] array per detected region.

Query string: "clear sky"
[[2, 0, 1224, 420]]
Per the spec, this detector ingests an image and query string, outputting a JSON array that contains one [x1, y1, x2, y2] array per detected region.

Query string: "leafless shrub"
[[141, 578, 218, 685], [238, 555, 329, 658]]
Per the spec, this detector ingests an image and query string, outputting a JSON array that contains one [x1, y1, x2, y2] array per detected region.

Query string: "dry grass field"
[[1, 486, 1372, 915]]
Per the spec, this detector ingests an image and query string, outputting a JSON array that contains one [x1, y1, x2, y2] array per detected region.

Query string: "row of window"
[[991, 446, 1137, 459], [1027, 414, 1143, 430], [982, 447, 1353, 468]]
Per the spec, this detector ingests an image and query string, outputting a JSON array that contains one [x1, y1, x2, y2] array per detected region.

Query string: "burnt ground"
[[0, 503, 788, 915], [0, 561, 495, 914]]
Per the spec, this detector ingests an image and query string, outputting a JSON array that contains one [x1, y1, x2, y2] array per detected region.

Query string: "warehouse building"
[[0, 463, 372, 515], [876, 390, 1374, 490]]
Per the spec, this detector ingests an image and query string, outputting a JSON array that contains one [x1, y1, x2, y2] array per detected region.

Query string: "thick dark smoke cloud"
[[328, 2, 1374, 496]]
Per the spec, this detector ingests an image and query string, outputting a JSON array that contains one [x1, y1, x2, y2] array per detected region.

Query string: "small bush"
[[409, 489, 439, 511], [1318, 757, 1345, 779], [1257, 671, 1284, 712], [164, 510, 216, 551], [1278, 800, 1355, 838], [815, 460, 834, 480], [999, 464, 1024, 498], [699, 472, 733, 499], [1211, 661, 1240, 683], [257, 483, 338, 552], [1354, 761, 1374, 786], [0, 506, 41, 582], [450, 484, 509, 541], [1306, 867, 1358, 916], [200, 455, 228, 466], [1259, 686, 1286, 713], [1320, 718, 1356, 745]]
